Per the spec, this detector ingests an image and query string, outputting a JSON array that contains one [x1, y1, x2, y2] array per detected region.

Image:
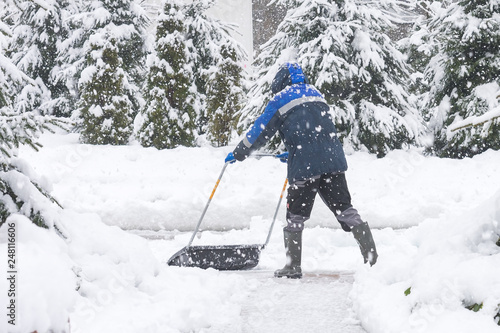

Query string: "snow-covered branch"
[[449, 106, 500, 133]]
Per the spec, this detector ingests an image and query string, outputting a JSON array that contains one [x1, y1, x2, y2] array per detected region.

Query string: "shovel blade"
[[167, 244, 261, 270]]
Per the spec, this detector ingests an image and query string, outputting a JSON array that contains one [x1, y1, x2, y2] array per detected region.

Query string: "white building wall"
[[143, 0, 253, 66], [207, 0, 253, 66]]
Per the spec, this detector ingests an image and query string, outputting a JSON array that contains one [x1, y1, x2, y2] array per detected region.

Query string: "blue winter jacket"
[[233, 63, 347, 182]]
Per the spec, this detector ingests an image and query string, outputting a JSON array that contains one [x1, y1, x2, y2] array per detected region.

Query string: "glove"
[[276, 152, 289, 163], [225, 152, 236, 164]]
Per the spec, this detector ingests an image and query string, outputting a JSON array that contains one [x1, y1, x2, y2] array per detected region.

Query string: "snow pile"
[[19, 132, 289, 232], [20, 133, 500, 232], [0, 206, 249, 333], [352, 190, 500, 333], [0, 214, 76, 333], [64, 211, 247, 333]]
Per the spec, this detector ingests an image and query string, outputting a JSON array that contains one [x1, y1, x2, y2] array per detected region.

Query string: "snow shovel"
[[167, 160, 288, 270]]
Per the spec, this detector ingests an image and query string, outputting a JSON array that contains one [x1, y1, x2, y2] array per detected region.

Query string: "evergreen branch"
[[0, 111, 71, 166], [30, 0, 51, 11], [0, 21, 12, 37], [449, 107, 500, 132]]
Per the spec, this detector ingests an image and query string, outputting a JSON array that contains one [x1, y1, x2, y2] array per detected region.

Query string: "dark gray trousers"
[[285, 173, 364, 232]]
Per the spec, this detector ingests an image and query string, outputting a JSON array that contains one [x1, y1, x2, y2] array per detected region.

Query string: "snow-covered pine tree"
[[400, 1, 440, 72], [137, 0, 196, 149], [1, 0, 44, 115], [398, 1, 443, 137], [6, 0, 76, 117], [423, 0, 500, 158], [183, 0, 248, 139], [77, 35, 134, 145], [79, 0, 149, 102], [102, 0, 150, 91], [0, 14, 14, 111], [72, 0, 149, 143], [0, 111, 62, 229], [205, 43, 245, 146], [1, 18, 65, 229], [240, 0, 425, 157]]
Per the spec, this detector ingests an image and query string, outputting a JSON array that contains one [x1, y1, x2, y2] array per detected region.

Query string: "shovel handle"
[[251, 153, 285, 160], [188, 162, 230, 247], [263, 178, 288, 248], [209, 179, 222, 200]]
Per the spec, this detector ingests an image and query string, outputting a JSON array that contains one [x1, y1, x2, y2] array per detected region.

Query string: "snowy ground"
[[1, 131, 499, 332]]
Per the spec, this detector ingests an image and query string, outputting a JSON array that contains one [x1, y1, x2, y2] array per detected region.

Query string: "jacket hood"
[[271, 63, 308, 94]]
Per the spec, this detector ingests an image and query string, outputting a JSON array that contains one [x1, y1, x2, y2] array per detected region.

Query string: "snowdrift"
[[353, 190, 500, 333]]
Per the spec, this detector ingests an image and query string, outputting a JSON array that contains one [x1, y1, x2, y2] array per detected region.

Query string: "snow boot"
[[352, 222, 378, 266], [274, 229, 302, 279]]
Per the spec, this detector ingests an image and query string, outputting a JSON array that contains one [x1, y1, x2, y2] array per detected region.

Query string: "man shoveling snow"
[[226, 62, 378, 279]]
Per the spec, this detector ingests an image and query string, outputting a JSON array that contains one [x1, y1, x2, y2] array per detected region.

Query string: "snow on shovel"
[[167, 154, 287, 270]]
